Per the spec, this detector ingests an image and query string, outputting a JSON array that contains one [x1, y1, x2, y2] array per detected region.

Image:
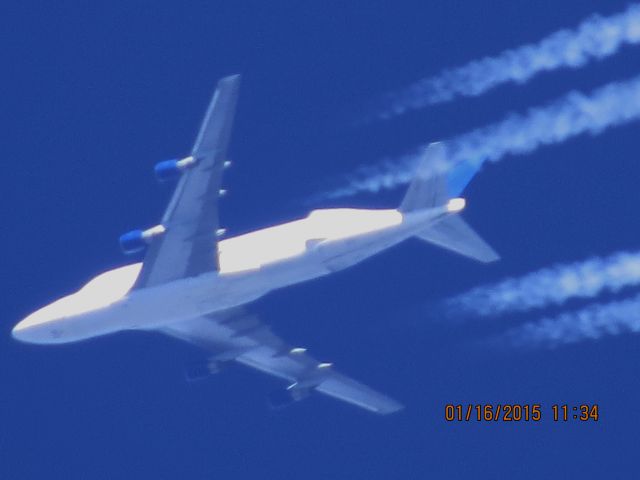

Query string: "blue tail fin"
[[446, 154, 484, 197], [399, 142, 484, 212]]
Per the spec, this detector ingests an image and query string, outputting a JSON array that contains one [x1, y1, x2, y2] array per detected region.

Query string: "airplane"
[[12, 75, 498, 414]]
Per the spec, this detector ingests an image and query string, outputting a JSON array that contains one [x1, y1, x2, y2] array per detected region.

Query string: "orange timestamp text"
[[444, 404, 599, 422]]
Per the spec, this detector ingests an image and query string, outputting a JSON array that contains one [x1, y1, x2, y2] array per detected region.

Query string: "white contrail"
[[379, 4, 640, 117], [494, 293, 640, 348], [323, 73, 640, 200], [445, 251, 640, 317]]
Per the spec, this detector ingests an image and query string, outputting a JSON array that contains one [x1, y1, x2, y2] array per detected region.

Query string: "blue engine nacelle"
[[119, 230, 146, 254], [154, 156, 196, 181], [119, 225, 166, 254], [154, 160, 181, 181]]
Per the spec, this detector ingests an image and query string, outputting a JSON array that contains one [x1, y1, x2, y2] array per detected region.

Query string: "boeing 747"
[[12, 75, 498, 414]]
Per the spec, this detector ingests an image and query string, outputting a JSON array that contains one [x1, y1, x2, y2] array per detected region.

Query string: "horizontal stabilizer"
[[416, 216, 499, 263]]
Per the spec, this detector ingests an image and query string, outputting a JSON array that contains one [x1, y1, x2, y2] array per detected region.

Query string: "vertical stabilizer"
[[399, 143, 448, 213]]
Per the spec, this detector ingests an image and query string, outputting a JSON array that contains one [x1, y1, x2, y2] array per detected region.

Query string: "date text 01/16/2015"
[[444, 404, 599, 422]]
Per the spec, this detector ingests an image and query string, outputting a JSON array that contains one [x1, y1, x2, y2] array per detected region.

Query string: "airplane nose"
[[11, 309, 56, 344], [12, 319, 32, 342], [13, 298, 77, 344]]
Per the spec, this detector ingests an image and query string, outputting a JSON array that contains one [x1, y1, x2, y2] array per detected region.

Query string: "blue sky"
[[3, 1, 640, 478]]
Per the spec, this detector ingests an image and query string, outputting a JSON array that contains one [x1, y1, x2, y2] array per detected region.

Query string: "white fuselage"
[[13, 207, 448, 344]]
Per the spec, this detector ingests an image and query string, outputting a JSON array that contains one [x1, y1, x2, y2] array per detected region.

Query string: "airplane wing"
[[159, 311, 404, 415], [135, 75, 241, 289]]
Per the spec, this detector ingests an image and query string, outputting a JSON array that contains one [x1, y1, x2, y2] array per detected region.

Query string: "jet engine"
[[119, 225, 166, 254], [154, 156, 196, 181], [267, 386, 311, 410], [184, 358, 225, 381]]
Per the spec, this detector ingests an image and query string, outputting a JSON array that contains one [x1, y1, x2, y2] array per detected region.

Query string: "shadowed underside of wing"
[[135, 75, 241, 289], [159, 311, 404, 415]]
